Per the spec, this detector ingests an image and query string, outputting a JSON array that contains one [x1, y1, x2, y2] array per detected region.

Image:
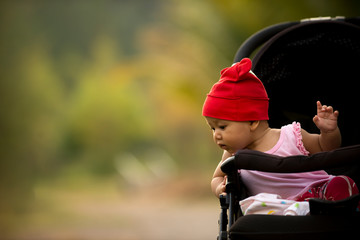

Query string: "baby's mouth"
[[218, 144, 227, 149]]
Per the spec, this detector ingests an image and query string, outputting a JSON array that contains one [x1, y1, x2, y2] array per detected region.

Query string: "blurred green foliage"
[[0, 0, 359, 220]]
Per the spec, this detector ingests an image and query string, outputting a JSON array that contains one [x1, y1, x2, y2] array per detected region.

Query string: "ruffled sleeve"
[[292, 122, 310, 156]]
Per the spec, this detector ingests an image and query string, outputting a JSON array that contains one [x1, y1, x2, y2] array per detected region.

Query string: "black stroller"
[[217, 16, 360, 240]]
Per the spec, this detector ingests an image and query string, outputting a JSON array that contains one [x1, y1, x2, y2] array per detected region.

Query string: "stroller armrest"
[[221, 144, 360, 174]]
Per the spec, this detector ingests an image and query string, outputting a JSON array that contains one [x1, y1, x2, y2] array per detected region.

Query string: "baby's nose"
[[213, 130, 222, 140]]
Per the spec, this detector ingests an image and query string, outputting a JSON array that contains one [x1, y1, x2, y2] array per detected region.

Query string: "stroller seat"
[[217, 16, 360, 240]]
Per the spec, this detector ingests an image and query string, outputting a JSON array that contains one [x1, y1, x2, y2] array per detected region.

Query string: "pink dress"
[[240, 122, 334, 200]]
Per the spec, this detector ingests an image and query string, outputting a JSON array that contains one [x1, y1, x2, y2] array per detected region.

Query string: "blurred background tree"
[[1, 0, 359, 238]]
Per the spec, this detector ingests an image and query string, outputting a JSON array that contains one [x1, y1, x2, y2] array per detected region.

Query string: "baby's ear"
[[249, 121, 260, 131]]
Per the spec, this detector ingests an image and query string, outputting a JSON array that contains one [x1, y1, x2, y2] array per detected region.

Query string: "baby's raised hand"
[[313, 101, 339, 133]]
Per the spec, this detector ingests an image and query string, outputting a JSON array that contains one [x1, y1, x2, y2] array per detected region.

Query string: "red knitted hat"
[[202, 58, 269, 121]]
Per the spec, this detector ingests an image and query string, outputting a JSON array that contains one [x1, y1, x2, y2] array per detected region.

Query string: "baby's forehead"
[[205, 116, 233, 124]]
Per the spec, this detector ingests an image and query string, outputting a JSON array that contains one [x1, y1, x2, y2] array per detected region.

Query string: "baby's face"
[[205, 117, 253, 154]]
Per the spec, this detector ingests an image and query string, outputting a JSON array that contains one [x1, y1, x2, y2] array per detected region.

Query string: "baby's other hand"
[[313, 101, 339, 133], [216, 176, 227, 197]]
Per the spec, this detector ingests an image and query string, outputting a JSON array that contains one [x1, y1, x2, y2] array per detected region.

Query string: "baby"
[[202, 58, 358, 202]]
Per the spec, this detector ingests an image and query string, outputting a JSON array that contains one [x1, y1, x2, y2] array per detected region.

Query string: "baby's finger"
[[220, 185, 227, 194], [313, 115, 319, 125], [316, 101, 322, 109], [326, 106, 333, 112]]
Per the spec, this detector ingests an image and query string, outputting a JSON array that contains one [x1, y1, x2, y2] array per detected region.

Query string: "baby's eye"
[[219, 125, 226, 130]]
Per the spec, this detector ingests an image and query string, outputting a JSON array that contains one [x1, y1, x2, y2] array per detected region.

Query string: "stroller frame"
[[216, 16, 360, 240]]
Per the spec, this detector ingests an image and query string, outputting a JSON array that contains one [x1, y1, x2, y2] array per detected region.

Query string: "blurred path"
[[4, 176, 219, 240]]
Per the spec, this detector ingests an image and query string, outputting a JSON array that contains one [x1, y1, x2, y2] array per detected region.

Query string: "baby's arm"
[[211, 150, 231, 197], [302, 101, 341, 154]]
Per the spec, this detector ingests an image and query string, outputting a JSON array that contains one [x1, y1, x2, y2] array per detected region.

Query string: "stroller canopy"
[[236, 18, 360, 147]]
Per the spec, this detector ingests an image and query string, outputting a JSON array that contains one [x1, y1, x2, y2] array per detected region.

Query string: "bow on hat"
[[220, 57, 253, 82]]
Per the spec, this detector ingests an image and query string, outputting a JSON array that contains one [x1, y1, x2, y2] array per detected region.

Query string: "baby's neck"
[[247, 122, 281, 152]]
